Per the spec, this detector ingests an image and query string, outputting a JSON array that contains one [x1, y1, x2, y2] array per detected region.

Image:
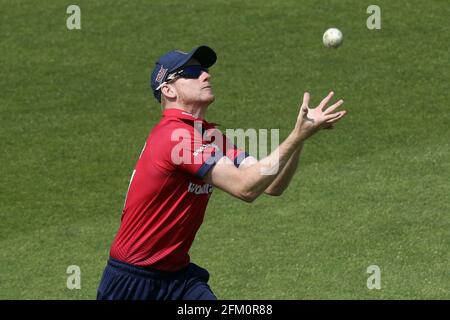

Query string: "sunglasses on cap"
[[156, 65, 209, 90]]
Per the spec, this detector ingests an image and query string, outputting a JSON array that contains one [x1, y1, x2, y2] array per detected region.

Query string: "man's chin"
[[203, 94, 215, 104]]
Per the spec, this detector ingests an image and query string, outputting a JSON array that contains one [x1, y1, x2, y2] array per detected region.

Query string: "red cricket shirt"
[[110, 108, 248, 271]]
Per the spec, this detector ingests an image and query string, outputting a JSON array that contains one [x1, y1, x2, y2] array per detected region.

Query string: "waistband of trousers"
[[107, 257, 189, 279]]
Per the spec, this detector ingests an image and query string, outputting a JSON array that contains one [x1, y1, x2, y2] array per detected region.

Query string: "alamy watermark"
[[66, 265, 81, 289], [169, 121, 280, 175], [366, 5, 381, 30], [366, 265, 381, 289], [66, 5, 81, 30]]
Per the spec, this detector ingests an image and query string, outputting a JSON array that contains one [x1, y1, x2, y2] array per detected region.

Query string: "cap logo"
[[155, 65, 168, 84]]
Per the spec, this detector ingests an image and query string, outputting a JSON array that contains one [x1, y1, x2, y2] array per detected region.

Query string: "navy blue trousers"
[[97, 257, 217, 300]]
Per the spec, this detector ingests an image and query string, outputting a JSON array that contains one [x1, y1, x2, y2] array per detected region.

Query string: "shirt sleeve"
[[221, 133, 249, 168], [171, 126, 249, 179]]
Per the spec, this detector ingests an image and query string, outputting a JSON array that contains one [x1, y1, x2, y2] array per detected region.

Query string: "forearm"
[[264, 142, 303, 195], [239, 130, 304, 200]]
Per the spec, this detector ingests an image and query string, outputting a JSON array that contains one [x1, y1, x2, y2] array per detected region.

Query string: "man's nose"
[[200, 71, 211, 81]]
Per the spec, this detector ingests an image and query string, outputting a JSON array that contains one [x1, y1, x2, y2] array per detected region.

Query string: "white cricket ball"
[[323, 28, 343, 48]]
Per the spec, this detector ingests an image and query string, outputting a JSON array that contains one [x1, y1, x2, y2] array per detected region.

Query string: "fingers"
[[318, 91, 334, 110], [302, 106, 308, 116], [301, 92, 310, 107], [325, 110, 347, 123], [324, 99, 344, 115]]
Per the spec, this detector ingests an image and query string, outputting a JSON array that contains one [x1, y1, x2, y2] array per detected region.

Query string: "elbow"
[[240, 191, 257, 203], [241, 188, 284, 202], [238, 188, 259, 203], [243, 197, 257, 203], [238, 185, 284, 203]]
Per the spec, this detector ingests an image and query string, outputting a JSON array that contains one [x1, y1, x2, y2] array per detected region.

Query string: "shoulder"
[[145, 118, 196, 156], [150, 118, 193, 139]]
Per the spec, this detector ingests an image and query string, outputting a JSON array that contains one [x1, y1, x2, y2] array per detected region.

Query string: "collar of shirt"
[[162, 108, 219, 129]]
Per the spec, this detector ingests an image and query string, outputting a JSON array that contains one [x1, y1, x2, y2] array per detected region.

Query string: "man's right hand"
[[294, 91, 346, 141]]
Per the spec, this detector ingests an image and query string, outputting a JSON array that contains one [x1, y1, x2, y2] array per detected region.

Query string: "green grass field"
[[1, 0, 449, 299]]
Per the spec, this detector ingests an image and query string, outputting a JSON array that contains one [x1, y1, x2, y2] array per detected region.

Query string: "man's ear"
[[161, 84, 177, 100]]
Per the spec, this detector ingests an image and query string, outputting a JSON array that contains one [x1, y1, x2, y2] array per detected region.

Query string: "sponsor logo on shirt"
[[188, 182, 213, 195]]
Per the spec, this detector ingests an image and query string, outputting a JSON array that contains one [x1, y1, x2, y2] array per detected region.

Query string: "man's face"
[[169, 59, 215, 105]]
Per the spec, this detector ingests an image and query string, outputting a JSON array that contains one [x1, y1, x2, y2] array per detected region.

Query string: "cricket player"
[[97, 45, 346, 300]]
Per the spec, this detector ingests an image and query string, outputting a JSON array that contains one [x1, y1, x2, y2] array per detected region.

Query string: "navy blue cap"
[[150, 45, 217, 102]]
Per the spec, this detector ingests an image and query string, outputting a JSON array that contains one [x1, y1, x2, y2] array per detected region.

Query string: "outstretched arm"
[[264, 143, 303, 196], [237, 142, 303, 196], [203, 91, 346, 202]]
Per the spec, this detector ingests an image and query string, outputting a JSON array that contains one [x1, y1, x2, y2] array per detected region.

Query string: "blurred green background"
[[1, 0, 449, 299]]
